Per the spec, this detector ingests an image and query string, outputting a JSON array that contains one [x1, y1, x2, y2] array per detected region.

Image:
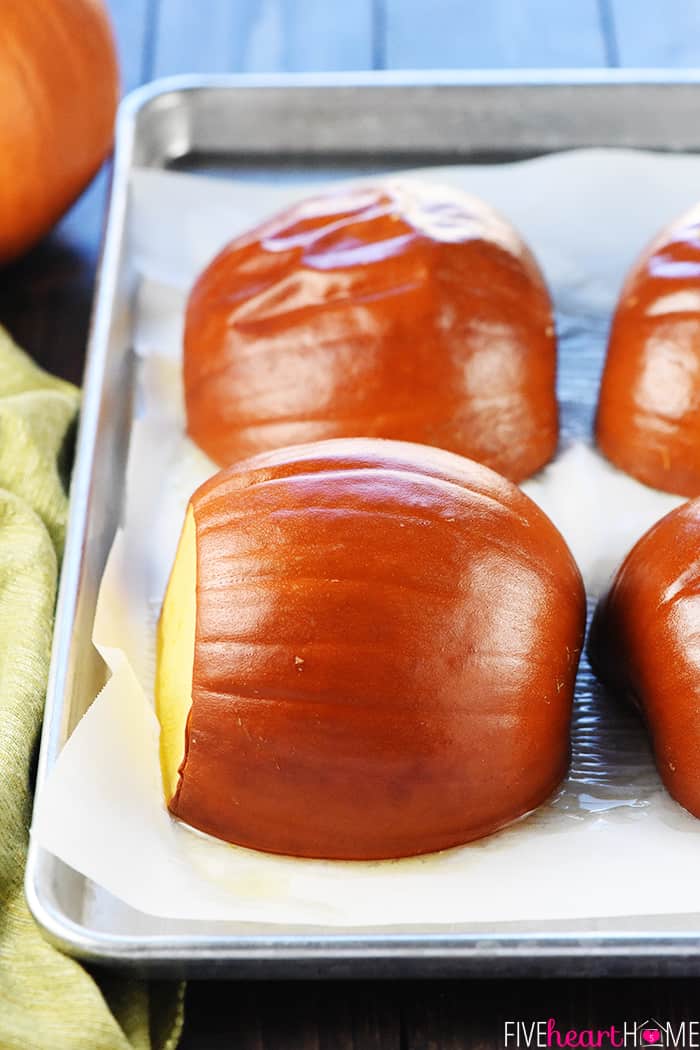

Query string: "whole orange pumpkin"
[[0, 0, 119, 263]]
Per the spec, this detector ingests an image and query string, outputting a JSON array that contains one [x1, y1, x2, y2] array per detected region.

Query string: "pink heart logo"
[[642, 1032, 660, 1045]]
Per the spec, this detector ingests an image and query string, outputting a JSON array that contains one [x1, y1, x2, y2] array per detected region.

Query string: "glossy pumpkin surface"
[[184, 180, 558, 481], [158, 438, 585, 860], [590, 498, 700, 817], [596, 202, 700, 496]]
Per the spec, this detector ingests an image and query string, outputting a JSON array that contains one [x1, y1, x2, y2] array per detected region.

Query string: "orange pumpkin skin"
[[0, 0, 119, 263], [184, 180, 558, 483], [168, 438, 585, 860], [590, 499, 700, 818], [596, 203, 700, 496]]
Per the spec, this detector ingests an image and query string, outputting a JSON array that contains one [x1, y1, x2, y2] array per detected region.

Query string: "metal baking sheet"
[[25, 70, 700, 977]]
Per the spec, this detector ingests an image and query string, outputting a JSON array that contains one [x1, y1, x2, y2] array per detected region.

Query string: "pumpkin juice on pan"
[[184, 179, 559, 482], [156, 439, 586, 860], [590, 500, 700, 818]]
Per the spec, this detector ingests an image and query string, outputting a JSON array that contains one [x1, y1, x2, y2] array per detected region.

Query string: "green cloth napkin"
[[0, 328, 185, 1050]]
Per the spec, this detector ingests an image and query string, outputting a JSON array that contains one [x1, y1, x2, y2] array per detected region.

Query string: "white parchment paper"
[[31, 149, 700, 925]]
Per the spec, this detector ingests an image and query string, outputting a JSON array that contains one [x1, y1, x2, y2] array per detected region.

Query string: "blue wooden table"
[[115, 0, 700, 80], [4, 2, 700, 1047]]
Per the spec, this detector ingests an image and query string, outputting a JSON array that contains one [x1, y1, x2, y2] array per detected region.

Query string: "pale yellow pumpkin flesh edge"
[[155, 505, 196, 803]]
